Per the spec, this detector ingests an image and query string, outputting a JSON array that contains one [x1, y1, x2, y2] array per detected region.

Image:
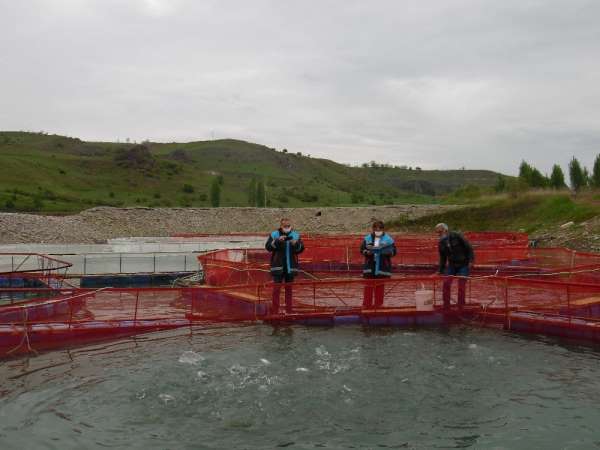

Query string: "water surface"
[[1, 325, 600, 449]]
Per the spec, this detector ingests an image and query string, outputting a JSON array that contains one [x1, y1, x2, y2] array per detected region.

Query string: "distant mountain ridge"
[[0, 131, 505, 212]]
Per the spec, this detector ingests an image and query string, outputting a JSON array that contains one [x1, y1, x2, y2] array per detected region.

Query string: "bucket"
[[415, 288, 434, 311]]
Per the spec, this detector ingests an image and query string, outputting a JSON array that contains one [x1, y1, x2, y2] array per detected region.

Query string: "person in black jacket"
[[435, 223, 474, 309], [360, 220, 397, 308], [265, 218, 304, 314]]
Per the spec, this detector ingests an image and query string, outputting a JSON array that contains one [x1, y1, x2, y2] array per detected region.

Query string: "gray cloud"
[[1, 0, 599, 174]]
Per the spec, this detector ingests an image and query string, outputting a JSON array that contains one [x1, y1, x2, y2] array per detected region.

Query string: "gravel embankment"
[[531, 216, 600, 252], [0, 205, 460, 244]]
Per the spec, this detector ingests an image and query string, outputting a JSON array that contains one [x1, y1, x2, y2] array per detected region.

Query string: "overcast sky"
[[1, 0, 599, 174]]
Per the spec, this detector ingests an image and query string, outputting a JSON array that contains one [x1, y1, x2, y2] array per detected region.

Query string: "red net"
[[2, 232, 600, 355]]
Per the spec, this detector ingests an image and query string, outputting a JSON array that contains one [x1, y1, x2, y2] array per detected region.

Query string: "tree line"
[[500, 154, 600, 193]]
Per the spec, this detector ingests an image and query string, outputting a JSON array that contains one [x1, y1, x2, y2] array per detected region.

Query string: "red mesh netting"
[[2, 232, 600, 355]]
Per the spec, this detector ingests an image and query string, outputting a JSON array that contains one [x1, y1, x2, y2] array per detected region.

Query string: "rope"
[[202, 260, 600, 312], [297, 269, 349, 307], [6, 305, 36, 356], [202, 262, 352, 307], [3, 288, 107, 356]]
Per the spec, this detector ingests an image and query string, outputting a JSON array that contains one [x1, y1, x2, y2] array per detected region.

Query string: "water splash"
[[178, 351, 205, 365], [158, 393, 175, 404]]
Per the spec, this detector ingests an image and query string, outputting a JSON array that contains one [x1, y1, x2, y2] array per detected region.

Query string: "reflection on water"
[[1, 325, 600, 449]]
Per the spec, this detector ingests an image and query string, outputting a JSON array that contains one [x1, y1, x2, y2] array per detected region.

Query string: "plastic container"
[[415, 288, 434, 311]]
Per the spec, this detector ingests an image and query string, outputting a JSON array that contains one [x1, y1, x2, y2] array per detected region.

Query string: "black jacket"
[[438, 231, 474, 273], [265, 229, 304, 277]]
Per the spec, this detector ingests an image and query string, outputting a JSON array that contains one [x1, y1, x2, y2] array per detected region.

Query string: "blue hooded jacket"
[[360, 232, 396, 277], [265, 229, 304, 276]]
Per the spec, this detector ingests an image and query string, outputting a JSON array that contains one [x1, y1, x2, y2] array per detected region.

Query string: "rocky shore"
[[0, 205, 460, 244]]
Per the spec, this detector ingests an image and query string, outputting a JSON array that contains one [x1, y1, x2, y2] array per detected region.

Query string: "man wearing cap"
[[435, 223, 474, 309]]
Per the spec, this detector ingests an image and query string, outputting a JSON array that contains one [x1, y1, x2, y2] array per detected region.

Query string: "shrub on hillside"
[[32, 197, 44, 211], [351, 192, 365, 203], [114, 144, 157, 171]]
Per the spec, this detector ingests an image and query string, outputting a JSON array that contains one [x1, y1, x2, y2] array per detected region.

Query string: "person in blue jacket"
[[360, 220, 397, 308], [265, 218, 304, 314]]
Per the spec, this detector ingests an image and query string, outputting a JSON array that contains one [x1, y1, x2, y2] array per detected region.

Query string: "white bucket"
[[415, 289, 434, 311]]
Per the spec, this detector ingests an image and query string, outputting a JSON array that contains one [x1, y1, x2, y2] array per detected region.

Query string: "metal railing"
[[47, 252, 201, 275]]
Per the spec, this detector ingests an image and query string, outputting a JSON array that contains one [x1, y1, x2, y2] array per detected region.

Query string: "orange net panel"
[[0, 287, 198, 355], [194, 236, 600, 333], [3, 233, 600, 355], [3, 274, 600, 355], [197, 248, 561, 287]]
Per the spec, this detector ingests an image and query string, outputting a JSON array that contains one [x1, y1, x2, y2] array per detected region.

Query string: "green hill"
[[0, 131, 505, 212]]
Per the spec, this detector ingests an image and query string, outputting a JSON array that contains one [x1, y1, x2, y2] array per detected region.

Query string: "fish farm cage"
[[2, 232, 600, 356]]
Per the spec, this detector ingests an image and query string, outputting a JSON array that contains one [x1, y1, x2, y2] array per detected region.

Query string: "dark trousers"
[[272, 273, 294, 313], [362, 277, 387, 308], [443, 265, 469, 309]]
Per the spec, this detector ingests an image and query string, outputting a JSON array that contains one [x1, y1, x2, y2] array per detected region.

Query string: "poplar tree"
[[591, 154, 600, 188], [248, 178, 257, 206], [569, 157, 585, 192], [256, 181, 265, 207], [549, 164, 566, 189], [518, 160, 533, 185], [210, 179, 221, 207]]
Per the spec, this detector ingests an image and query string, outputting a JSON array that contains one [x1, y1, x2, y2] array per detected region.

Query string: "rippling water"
[[1, 325, 600, 449]]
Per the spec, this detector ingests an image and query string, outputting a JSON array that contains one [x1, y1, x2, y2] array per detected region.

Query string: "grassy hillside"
[[388, 191, 600, 235], [0, 131, 504, 213]]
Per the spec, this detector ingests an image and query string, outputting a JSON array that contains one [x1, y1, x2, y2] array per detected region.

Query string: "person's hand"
[[278, 236, 286, 241], [290, 239, 297, 245], [363, 249, 372, 256]]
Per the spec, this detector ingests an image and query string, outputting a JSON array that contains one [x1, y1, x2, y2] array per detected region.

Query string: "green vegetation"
[[500, 156, 600, 195], [389, 192, 600, 234], [569, 157, 586, 193], [256, 180, 266, 207], [549, 164, 567, 189], [210, 179, 221, 207], [0, 131, 504, 212], [519, 160, 548, 188], [247, 178, 257, 206], [592, 154, 600, 188]]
